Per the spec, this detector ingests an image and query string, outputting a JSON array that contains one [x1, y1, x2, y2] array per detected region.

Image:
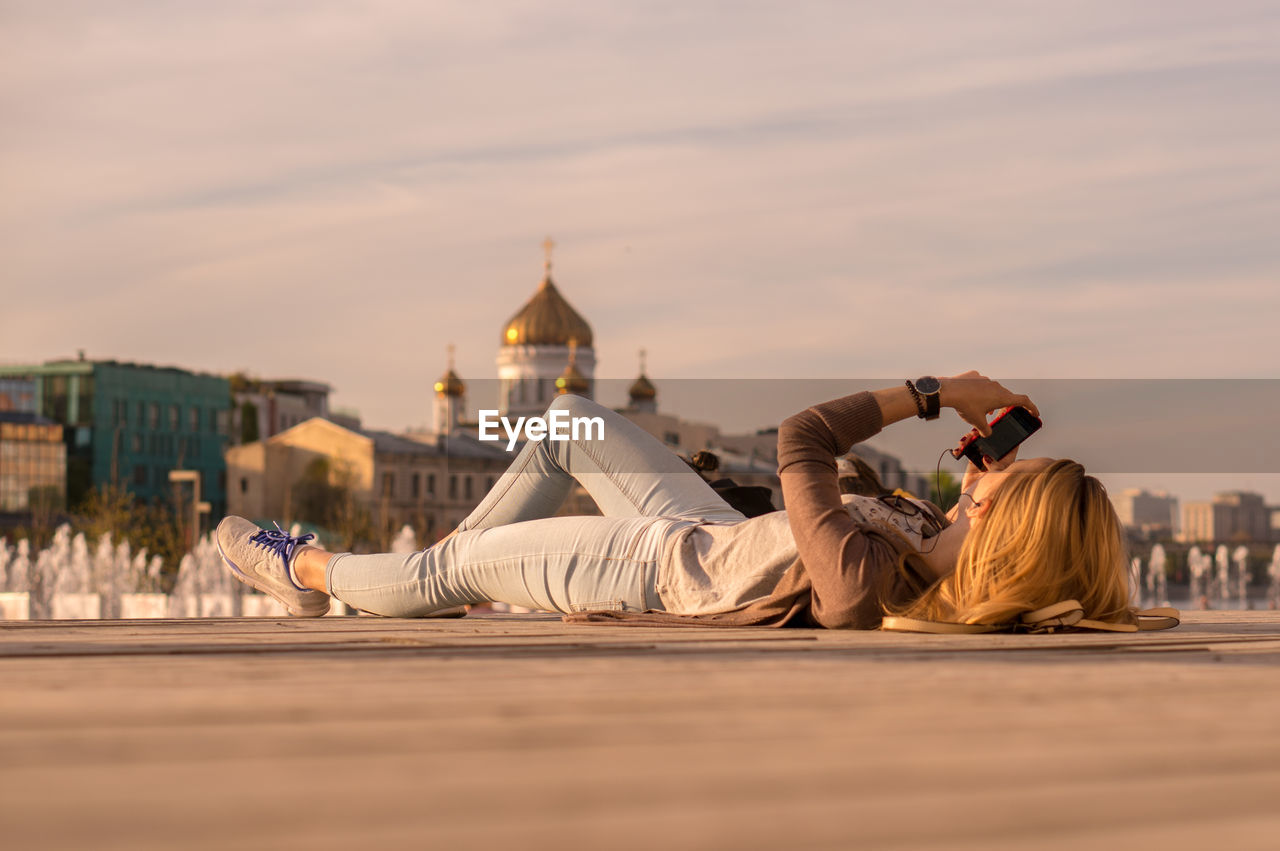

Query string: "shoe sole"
[[216, 530, 327, 618]]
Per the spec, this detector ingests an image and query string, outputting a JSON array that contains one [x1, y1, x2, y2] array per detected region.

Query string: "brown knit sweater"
[[563, 391, 941, 629]]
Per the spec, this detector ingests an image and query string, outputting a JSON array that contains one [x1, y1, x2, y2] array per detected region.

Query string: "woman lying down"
[[216, 372, 1176, 633]]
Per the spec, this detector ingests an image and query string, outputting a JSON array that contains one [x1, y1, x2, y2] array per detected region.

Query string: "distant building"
[[608, 362, 780, 501], [1180, 491, 1271, 543], [626, 364, 657, 415], [226, 417, 511, 544], [714, 426, 930, 499], [229, 376, 337, 444], [0, 358, 230, 514], [714, 428, 779, 461], [0, 377, 38, 414], [845, 444, 933, 499], [1114, 489, 1179, 537], [0, 412, 66, 519], [1181, 501, 1235, 544], [620, 405, 722, 455], [432, 354, 467, 435]]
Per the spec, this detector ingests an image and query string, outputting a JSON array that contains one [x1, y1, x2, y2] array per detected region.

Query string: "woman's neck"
[[917, 512, 969, 581]]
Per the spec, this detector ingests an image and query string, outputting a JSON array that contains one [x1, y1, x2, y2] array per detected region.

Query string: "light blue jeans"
[[324, 395, 746, 616]]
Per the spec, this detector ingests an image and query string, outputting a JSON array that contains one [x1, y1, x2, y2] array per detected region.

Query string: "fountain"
[[1233, 545, 1251, 609], [51, 526, 99, 618], [1187, 546, 1210, 609], [169, 533, 239, 617], [95, 534, 166, 618], [0, 538, 32, 618], [1215, 545, 1231, 606], [1268, 545, 1280, 610], [1146, 544, 1169, 607], [0, 520, 393, 619], [1128, 556, 1143, 607], [0, 526, 169, 619], [390, 525, 418, 554]]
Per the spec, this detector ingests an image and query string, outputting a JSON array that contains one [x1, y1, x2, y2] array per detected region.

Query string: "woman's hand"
[[958, 444, 1019, 505], [939, 371, 1038, 437]]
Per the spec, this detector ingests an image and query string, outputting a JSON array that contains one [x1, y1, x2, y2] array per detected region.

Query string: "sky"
[[2, 1, 1278, 501]]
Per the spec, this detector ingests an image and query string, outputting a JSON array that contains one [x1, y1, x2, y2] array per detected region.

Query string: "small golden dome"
[[555, 362, 590, 395], [501, 275, 594, 348], [629, 374, 656, 401], [433, 368, 465, 397]]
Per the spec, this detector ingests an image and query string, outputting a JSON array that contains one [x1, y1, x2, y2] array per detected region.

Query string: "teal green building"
[[0, 359, 230, 516]]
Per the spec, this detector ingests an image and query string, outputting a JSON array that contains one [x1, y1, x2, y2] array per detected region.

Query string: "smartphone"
[[951, 407, 1043, 471]]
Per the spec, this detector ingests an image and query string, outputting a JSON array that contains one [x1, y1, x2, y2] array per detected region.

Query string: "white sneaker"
[[216, 516, 329, 617]]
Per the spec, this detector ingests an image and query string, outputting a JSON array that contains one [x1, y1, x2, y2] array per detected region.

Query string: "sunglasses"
[[876, 493, 941, 538]]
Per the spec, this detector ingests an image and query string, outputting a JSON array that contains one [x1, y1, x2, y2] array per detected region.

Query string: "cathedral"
[[428, 240, 788, 505], [495, 239, 595, 418], [432, 239, 664, 437], [429, 240, 933, 511]]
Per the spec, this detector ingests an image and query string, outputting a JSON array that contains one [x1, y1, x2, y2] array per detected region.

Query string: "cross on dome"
[[434, 343, 465, 397], [542, 236, 555, 272]]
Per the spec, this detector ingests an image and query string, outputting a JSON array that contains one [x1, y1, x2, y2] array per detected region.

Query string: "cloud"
[[1, 0, 1278, 440]]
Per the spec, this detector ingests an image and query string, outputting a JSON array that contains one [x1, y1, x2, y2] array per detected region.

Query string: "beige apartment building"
[[1180, 491, 1273, 543], [226, 417, 510, 547], [1113, 488, 1179, 537]]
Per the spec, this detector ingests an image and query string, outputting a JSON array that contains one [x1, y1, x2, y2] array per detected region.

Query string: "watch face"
[[915, 376, 941, 395]]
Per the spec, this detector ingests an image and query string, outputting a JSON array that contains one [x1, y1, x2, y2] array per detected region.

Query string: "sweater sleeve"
[[776, 391, 909, 629]]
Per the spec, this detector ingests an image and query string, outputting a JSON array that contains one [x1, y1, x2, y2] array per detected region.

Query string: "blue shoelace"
[[248, 523, 316, 590]]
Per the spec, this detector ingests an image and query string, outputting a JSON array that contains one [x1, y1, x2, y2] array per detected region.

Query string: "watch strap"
[[922, 388, 941, 420], [904, 380, 926, 418]]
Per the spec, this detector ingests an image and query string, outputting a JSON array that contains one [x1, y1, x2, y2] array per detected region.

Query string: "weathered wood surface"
[[2, 612, 1279, 850]]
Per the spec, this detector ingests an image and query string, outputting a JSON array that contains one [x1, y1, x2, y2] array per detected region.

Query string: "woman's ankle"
[[292, 545, 332, 593]]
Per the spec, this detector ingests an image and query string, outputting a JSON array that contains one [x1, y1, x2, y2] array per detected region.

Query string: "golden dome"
[[433, 368, 465, 397], [555, 361, 590, 395], [501, 275, 593, 348], [629, 374, 656, 401]]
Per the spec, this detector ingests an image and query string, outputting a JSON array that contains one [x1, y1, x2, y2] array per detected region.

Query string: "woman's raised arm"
[[777, 374, 1037, 628]]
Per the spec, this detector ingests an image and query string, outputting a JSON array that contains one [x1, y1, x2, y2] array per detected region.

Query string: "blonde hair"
[[895, 460, 1132, 625]]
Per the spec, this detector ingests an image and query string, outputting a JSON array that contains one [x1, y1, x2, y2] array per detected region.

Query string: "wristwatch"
[[908, 376, 942, 420]]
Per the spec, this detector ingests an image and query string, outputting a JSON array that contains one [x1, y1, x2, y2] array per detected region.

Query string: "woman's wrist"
[[937, 377, 957, 411], [871, 385, 923, 426], [874, 380, 961, 427]]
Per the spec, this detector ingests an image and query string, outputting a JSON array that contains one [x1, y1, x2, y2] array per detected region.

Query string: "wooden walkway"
[[3, 612, 1279, 850]]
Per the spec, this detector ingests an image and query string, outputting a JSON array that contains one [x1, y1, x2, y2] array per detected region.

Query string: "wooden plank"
[[2, 613, 1279, 849]]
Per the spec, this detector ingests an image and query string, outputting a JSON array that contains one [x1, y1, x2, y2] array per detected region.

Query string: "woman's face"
[[967, 456, 1056, 510]]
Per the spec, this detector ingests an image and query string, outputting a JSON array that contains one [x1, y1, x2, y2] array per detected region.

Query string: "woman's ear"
[[964, 498, 990, 521]]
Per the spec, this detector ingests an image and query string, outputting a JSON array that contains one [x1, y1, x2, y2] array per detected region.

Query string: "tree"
[[291, 457, 343, 526], [239, 401, 260, 444], [22, 484, 64, 550], [928, 470, 961, 512], [332, 488, 376, 553], [227, 372, 254, 394], [73, 482, 185, 587], [290, 457, 375, 551]]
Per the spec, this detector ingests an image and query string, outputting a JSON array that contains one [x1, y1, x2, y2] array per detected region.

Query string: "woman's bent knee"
[[547, 393, 596, 417]]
